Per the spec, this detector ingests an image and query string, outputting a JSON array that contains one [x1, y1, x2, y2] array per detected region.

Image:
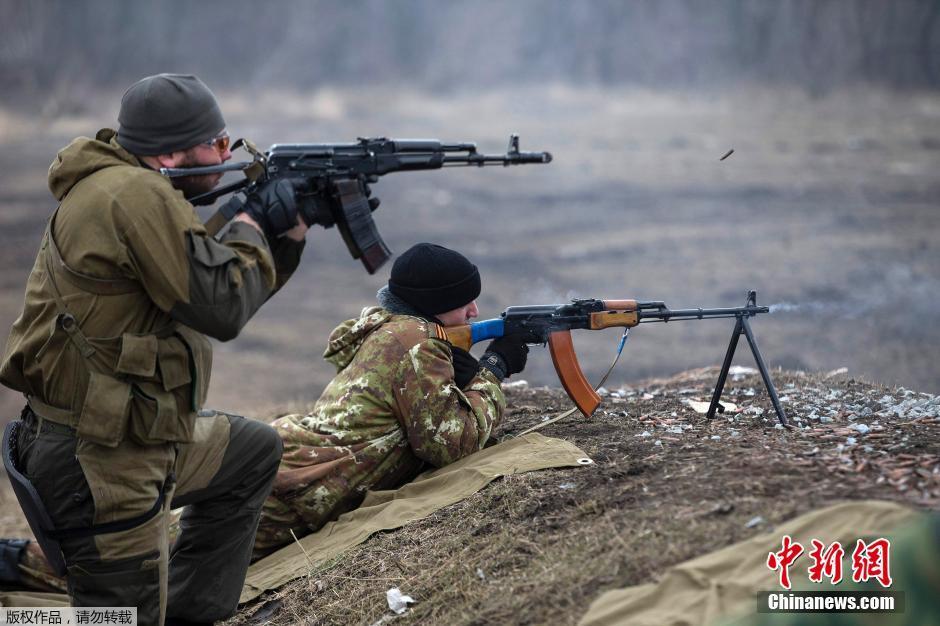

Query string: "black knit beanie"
[[388, 243, 481, 315], [116, 73, 225, 156]]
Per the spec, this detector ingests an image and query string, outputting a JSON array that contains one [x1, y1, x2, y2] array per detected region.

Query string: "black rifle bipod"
[[705, 291, 788, 427]]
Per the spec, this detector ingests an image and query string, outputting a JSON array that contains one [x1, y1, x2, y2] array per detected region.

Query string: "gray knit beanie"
[[116, 73, 225, 156]]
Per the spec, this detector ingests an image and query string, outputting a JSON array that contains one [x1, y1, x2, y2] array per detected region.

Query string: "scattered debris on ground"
[[226, 367, 939, 625]]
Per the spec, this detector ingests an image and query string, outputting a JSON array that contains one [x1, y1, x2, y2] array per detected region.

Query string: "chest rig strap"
[[33, 211, 175, 425]]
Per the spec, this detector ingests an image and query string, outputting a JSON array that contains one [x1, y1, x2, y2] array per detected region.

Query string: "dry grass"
[[222, 369, 939, 625], [1, 367, 935, 622], [1, 85, 938, 625]]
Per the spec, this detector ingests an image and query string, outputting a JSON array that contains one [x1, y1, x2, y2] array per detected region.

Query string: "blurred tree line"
[[2, 0, 938, 110]]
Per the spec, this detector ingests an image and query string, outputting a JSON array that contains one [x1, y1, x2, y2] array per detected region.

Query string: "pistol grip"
[[548, 330, 601, 417]]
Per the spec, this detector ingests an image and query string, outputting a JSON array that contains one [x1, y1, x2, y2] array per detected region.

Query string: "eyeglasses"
[[203, 132, 230, 154]]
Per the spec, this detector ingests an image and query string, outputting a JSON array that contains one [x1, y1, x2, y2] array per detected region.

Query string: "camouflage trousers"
[[15, 407, 282, 625]]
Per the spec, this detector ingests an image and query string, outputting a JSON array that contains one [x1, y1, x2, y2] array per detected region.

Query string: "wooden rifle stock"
[[444, 325, 474, 352]]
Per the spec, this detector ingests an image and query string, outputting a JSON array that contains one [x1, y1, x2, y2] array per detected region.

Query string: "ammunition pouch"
[[38, 215, 212, 447], [66, 328, 208, 448], [2, 419, 175, 577]]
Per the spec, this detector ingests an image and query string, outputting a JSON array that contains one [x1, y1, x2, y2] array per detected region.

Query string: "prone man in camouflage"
[[253, 242, 531, 556], [2, 243, 529, 589], [0, 74, 322, 625]]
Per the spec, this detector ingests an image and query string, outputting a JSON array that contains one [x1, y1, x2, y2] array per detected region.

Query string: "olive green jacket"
[[0, 129, 304, 446], [254, 307, 505, 554]]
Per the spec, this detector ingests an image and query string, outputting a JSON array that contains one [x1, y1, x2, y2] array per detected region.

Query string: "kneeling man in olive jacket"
[[1, 74, 312, 625]]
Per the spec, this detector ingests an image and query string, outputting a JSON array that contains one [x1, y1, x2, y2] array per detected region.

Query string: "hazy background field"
[[1, 0, 938, 421]]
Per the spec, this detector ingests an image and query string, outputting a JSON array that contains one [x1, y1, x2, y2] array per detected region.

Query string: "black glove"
[[450, 346, 480, 389], [480, 334, 529, 380], [291, 177, 380, 229], [241, 178, 302, 241]]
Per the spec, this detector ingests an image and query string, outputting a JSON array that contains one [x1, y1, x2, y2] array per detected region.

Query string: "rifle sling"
[[204, 195, 245, 237]]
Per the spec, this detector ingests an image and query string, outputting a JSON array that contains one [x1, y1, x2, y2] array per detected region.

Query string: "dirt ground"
[[0, 368, 936, 623], [0, 85, 937, 622], [1, 85, 939, 424], [219, 368, 938, 625]]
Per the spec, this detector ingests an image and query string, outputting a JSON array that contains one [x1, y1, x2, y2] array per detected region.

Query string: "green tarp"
[[241, 432, 591, 602], [1, 433, 590, 609]]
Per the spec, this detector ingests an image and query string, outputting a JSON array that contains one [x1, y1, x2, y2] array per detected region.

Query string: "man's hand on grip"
[[242, 178, 302, 241], [480, 334, 529, 379]]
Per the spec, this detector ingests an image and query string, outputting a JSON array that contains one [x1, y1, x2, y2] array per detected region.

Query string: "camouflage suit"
[[1, 130, 300, 624], [253, 298, 505, 557]]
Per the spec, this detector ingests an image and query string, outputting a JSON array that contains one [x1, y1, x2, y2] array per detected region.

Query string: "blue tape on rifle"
[[470, 319, 505, 344]]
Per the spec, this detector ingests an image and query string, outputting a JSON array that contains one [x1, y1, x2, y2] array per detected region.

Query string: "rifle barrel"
[[638, 305, 768, 322], [442, 152, 552, 165]]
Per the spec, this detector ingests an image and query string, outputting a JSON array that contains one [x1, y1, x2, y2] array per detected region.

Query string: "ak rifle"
[[446, 290, 787, 426], [161, 135, 551, 274]]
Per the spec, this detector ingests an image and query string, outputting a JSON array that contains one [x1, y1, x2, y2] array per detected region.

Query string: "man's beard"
[[170, 153, 223, 199]]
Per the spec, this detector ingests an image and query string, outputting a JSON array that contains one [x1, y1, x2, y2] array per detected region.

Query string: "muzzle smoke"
[[768, 301, 863, 319]]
